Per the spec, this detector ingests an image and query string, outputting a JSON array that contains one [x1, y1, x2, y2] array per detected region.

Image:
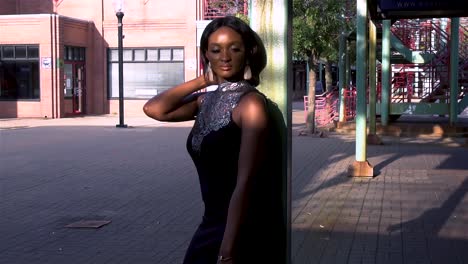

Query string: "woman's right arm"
[[143, 75, 209, 122]]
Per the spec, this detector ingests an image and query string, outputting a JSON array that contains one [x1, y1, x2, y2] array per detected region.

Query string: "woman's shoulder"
[[238, 91, 282, 119], [237, 91, 269, 116]]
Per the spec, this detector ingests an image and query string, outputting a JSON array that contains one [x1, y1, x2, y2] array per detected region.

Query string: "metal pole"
[[345, 39, 350, 87], [355, 0, 367, 162], [348, 0, 373, 177], [319, 61, 323, 84], [381, 20, 391, 126], [338, 33, 346, 122], [116, 11, 127, 128], [306, 59, 310, 95], [368, 20, 377, 135], [449, 17, 460, 125], [250, 0, 291, 262]]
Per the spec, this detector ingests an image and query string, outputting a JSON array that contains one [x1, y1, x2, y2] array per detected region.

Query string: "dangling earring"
[[244, 64, 252, 80], [206, 62, 214, 82]]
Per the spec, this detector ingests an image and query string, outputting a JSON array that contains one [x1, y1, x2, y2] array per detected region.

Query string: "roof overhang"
[[369, 0, 468, 19]]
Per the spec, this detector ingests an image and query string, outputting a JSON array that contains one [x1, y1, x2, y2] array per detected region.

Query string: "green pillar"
[[355, 0, 368, 162], [368, 19, 382, 145], [250, 0, 291, 262], [250, 0, 289, 118], [449, 17, 460, 125], [381, 20, 391, 126], [368, 20, 377, 135], [319, 61, 323, 83], [345, 39, 351, 88], [349, 0, 373, 177], [306, 60, 310, 95], [339, 33, 346, 122]]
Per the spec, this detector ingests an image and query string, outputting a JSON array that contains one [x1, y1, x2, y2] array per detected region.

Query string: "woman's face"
[[205, 26, 246, 83]]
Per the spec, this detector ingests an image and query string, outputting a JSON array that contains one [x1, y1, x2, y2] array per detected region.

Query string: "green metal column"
[[381, 20, 391, 126], [339, 33, 346, 122], [368, 20, 377, 135], [355, 0, 368, 162], [250, 0, 291, 262], [345, 39, 351, 88], [449, 17, 460, 125], [250, 0, 288, 117], [319, 61, 323, 84], [306, 60, 310, 95]]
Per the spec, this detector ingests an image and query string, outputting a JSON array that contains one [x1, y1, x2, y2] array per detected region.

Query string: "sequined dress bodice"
[[184, 80, 286, 263], [187, 81, 255, 222]]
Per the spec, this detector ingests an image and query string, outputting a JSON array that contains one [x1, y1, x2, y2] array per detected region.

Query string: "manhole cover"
[[65, 220, 111, 229]]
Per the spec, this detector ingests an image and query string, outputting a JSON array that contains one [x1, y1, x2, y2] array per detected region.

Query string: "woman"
[[143, 16, 286, 264]]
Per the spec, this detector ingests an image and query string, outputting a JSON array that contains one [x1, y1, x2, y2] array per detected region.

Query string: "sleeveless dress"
[[182, 80, 287, 264]]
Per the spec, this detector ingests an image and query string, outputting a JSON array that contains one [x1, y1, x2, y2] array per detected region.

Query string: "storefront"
[[0, 14, 93, 118], [0, 0, 199, 119]]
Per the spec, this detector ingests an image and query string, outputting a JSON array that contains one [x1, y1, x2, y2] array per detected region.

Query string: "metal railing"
[[303, 88, 342, 127], [203, 0, 248, 20]]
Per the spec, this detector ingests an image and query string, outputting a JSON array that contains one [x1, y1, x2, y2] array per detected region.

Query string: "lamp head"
[[113, 0, 124, 14]]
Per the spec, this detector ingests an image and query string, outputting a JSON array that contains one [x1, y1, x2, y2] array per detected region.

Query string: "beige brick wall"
[[17, 0, 54, 14], [0, 0, 17, 15], [0, 15, 54, 118], [0, 0, 200, 118]]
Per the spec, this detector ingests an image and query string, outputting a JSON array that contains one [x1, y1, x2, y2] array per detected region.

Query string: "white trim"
[[195, 20, 212, 47]]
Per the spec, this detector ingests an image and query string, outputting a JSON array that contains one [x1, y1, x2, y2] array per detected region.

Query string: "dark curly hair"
[[200, 16, 267, 86]]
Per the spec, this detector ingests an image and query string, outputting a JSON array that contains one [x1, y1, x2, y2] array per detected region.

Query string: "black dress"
[[182, 81, 286, 264]]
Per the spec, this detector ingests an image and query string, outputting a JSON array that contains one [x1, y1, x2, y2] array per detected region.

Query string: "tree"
[[293, 0, 351, 134]]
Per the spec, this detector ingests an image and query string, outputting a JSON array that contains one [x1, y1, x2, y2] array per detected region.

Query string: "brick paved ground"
[[1, 107, 467, 264], [291, 134, 468, 264], [1, 121, 200, 264]]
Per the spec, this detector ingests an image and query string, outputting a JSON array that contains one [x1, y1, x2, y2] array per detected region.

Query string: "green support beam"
[[373, 103, 449, 115], [368, 20, 377, 135], [368, 20, 382, 145], [349, 0, 373, 177], [345, 39, 351, 88], [449, 17, 460, 125], [319, 61, 323, 83], [390, 34, 435, 63], [381, 20, 391, 126], [355, 0, 368, 162], [249, 0, 291, 262], [339, 33, 346, 122]]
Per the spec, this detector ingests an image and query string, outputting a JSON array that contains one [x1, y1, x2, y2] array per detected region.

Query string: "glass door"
[[64, 62, 86, 114], [73, 64, 85, 113]]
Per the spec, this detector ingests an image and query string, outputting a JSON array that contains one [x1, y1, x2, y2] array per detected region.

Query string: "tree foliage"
[[292, 0, 350, 61], [292, 0, 353, 133]]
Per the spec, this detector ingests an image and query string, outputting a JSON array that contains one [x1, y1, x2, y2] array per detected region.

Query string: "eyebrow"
[[208, 41, 244, 46]]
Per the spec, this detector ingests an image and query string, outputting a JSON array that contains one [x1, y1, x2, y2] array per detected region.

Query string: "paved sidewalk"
[[291, 134, 468, 264], [1, 110, 467, 263]]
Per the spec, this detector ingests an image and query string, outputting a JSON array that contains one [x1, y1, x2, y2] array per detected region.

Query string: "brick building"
[[0, 0, 214, 118]]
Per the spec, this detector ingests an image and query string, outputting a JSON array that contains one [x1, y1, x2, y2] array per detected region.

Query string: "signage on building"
[[379, 0, 457, 10], [41, 57, 52, 69], [377, 0, 468, 18]]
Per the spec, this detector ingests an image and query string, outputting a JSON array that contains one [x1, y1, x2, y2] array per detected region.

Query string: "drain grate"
[[65, 220, 111, 229]]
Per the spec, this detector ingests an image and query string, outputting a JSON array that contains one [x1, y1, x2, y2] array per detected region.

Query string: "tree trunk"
[[306, 55, 317, 134], [325, 60, 333, 92]]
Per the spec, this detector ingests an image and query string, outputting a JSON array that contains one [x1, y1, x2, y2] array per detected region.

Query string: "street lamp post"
[[114, 0, 127, 128]]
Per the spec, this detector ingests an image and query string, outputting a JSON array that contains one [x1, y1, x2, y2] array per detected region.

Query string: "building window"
[[108, 47, 184, 99], [0, 45, 40, 100], [65, 46, 85, 62]]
